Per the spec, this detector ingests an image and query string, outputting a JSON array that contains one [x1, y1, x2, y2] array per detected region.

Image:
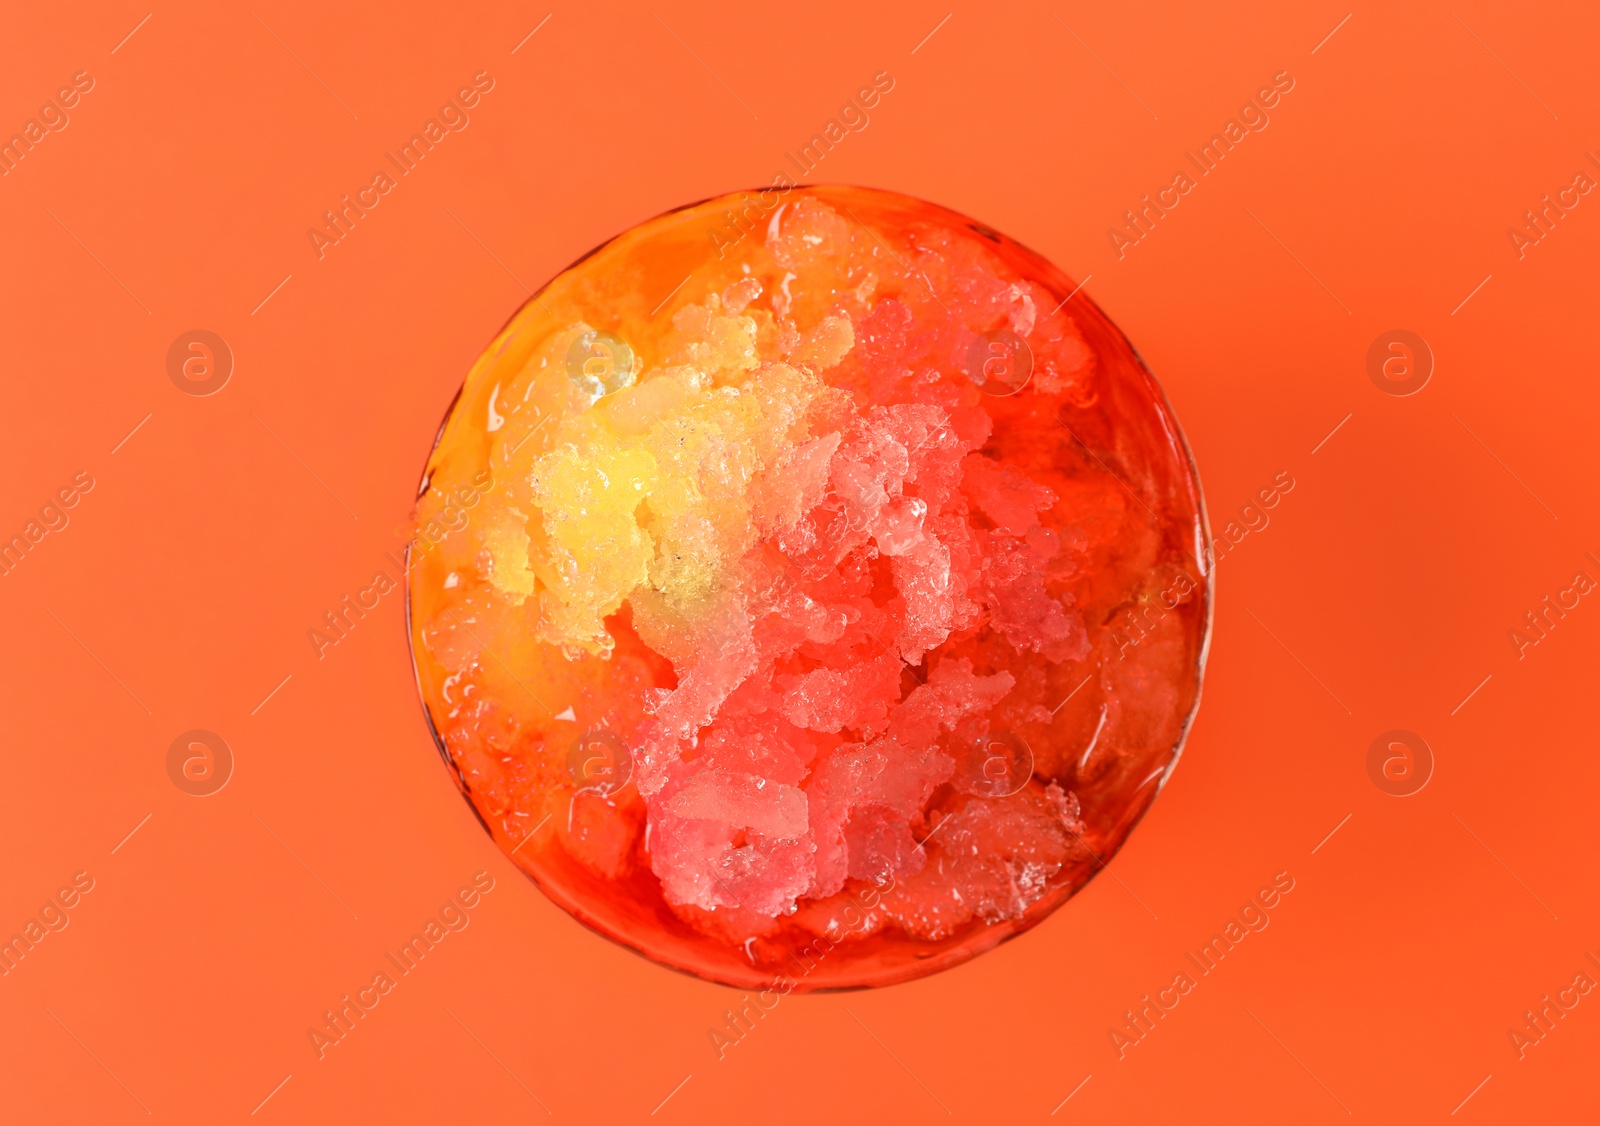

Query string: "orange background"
[[2, 1, 1596, 1121]]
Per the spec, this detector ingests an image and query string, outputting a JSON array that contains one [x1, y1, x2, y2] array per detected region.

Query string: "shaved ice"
[[408, 185, 1209, 991]]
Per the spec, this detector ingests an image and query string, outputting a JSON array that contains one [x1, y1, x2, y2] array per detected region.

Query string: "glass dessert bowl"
[[406, 184, 1210, 991]]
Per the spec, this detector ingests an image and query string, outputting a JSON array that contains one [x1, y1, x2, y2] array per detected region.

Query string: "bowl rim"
[[401, 182, 1216, 992]]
